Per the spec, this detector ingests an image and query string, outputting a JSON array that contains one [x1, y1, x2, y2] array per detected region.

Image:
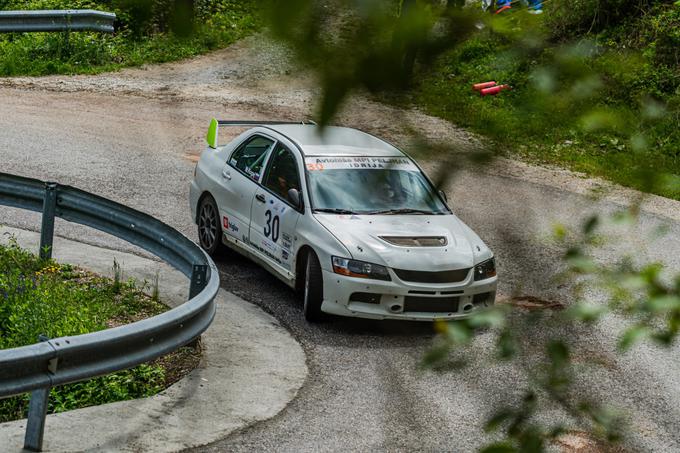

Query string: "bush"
[[0, 238, 169, 422], [0, 0, 260, 75]]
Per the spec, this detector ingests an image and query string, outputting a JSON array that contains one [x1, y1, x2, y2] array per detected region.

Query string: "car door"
[[215, 134, 275, 245], [249, 143, 303, 277]]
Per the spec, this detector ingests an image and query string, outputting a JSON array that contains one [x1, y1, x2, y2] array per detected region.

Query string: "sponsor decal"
[[282, 250, 289, 261], [223, 216, 239, 233], [248, 239, 285, 266], [305, 156, 418, 171], [281, 232, 292, 250]]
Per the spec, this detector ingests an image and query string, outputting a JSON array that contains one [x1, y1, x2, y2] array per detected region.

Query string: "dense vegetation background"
[[0, 0, 259, 75], [410, 0, 679, 199]]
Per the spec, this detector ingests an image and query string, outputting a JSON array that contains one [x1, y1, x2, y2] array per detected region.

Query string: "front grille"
[[394, 268, 470, 284], [380, 236, 448, 247], [404, 296, 459, 313], [349, 292, 381, 304]]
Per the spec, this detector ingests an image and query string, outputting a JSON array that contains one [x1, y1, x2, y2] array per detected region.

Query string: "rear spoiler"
[[206, 118, 316, 149]]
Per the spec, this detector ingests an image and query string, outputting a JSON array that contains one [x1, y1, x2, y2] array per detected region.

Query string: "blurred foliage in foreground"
[[261, 0, 680, 451], [265, 0, 678, 200], [0, 0, 260, 75], [412, 0, 679, 200]]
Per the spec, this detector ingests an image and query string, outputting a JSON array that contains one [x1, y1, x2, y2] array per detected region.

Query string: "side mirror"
[[438, 190, 448, 203], [288, 188, 302, 209]]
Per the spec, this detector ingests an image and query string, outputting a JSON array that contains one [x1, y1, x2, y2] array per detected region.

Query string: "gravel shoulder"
[[1, 33, 679, 452]]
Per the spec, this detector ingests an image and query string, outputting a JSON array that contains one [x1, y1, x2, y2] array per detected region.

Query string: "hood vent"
[[380, 236, 448, 247]]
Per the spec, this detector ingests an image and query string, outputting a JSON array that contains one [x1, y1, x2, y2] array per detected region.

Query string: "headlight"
[[474, 257, 496, 281], [332, 256, 391, 281]]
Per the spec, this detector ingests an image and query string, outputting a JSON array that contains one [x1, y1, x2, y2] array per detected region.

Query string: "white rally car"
[[190, 119, 497, 322]]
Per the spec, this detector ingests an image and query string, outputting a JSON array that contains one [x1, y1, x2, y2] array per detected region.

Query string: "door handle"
[[222, 168, 231, 180], [256, 194, 266, 203]]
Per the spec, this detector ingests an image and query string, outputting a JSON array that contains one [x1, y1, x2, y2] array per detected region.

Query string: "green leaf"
[[583, 215, 599, 235], [446, 321, 473, 344], [619, 325, 649, 351], [646, 296, 680, 313], [468, 308, 506, 329], [566, 302, 606, 323], [480, 442, 516, 453], [547, 340, 570, 368], [485, 409, 514, 432]]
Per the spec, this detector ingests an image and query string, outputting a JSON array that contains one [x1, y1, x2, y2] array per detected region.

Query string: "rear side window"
[[263, 145, 301, 201], [229, 135, 274, 181]]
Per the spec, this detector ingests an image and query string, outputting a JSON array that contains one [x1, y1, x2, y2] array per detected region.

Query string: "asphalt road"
[[1, 36, 679, 452]]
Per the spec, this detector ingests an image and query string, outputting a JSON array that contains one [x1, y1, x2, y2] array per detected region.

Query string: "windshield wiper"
[[367, 208, 440, 215], [314, 208, 357, 214]]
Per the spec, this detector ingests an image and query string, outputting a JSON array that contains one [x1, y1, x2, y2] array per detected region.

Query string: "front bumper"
[[320, 269, 497, 321]]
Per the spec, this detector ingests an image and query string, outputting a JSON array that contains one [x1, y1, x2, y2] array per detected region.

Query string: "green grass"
[[0, 0, 260, 76], [0, 237, 176, 422], [408, 2, 680, 200]]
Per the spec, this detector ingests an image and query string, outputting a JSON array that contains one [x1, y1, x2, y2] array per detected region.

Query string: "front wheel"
[[197, 195, 227, 257], [303, 250, 324, 322]]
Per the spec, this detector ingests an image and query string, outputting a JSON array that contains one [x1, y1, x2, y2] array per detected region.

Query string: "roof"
[[264, 125, 404, 157]]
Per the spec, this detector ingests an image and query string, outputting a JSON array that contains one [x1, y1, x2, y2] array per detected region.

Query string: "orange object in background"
[[473, 81, 496, 91], [481, 84, 510, 96]]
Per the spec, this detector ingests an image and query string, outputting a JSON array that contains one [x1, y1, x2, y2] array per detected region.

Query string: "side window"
[[229, 135, 274, 181], [263, 145, 301, 201]]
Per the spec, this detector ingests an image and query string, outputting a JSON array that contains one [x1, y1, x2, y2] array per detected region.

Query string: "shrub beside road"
[[0, 237, 199, 423], [0, 0, 259, 76]]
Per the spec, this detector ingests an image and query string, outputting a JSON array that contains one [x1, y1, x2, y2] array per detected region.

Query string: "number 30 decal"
[[264, 210, 280, 242]]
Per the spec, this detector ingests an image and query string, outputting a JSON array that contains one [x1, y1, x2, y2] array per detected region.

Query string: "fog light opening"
[[390, 304, 402, 313], [463, 304, 473, 312]]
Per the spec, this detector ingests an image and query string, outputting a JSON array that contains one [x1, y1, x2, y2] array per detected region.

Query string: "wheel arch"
[[195, 191, 215, 224], [295, 244, 315, 294]]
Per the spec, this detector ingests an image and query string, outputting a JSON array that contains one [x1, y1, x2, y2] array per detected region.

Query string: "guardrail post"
[[39, 182, 57, 260], [189, 264, 208, 299], [24, 335, 55, 452]]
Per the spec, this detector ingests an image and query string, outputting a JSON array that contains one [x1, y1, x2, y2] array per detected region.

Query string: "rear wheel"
[[197, 195, 227, 257], [303, 250, 324, 322]]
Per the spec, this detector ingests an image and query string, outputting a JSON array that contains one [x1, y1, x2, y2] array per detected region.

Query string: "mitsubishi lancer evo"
[[190, 119, 497, 322]]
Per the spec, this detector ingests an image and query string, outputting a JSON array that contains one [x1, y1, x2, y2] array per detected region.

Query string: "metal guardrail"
[[0, 10, 116, 33], [0, 172, 219, 451]]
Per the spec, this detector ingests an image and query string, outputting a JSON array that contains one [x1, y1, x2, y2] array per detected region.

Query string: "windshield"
[[305, 156, 448, 214]]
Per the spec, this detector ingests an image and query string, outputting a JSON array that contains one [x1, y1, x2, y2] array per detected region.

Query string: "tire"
[[303, 250, 324, 322], [197, 195, 227, 257]]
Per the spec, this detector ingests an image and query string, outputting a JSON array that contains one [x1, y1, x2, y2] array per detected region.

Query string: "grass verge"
[[407, 2, 679, 200], [0, 237, 200, 423], [0, 0, 260, 76]]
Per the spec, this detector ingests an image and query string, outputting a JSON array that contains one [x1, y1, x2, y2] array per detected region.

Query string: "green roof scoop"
[[206, 118, 219, 149]]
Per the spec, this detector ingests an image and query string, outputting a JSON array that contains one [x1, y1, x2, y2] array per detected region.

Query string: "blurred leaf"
[[647, 295, 680, 313], [619, 325, 649, 351], [552, 223, 567, 241], [566, 302, 606, 323], [580, 108, 624, 132], [547, 340, 570, 368], [467, 307, 506, 329], [485, 409, 514, 432], [497, 329, 518, 360], [421, 343, 449, 367], [446, 321, 473, 344], [480, 443, 516, 453], [583, 215, 599, 235]]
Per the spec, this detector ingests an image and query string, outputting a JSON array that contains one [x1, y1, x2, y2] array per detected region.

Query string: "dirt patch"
[[502, 295, 566, 310], [554, 431, 628, 453]]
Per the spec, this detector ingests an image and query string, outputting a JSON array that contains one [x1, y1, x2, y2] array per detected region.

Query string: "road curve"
[[1, 35, 679, 452]]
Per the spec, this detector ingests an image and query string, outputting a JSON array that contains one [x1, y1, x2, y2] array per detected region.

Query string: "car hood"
[[313, 213, 491, 271]]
